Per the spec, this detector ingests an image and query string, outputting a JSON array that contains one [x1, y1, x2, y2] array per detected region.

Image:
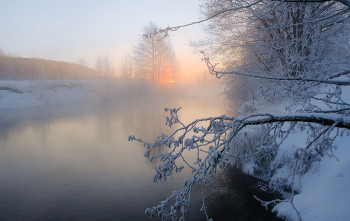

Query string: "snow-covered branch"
[[143, 0, 263, 38], [203, 54, 350, 86], [234, 113, 350, 130], [129, 106, 349, 220], [143, 0, 350, 40], [273, 0, 350, 8]]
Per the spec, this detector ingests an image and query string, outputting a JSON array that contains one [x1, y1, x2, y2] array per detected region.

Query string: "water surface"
[[0, 98, 281, 220]]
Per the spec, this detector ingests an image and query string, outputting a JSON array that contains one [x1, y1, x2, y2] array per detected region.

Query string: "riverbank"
[[233, 100, 350, 221], [271, 133, 350, 221], [0, 80, 98, 110], [0, 80, 224, 110]]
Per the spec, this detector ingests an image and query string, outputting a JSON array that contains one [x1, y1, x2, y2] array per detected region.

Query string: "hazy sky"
[[0, 0, 208, 77]]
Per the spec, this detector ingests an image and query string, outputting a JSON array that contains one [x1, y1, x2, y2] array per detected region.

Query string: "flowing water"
[[0, 97, 281, 220]]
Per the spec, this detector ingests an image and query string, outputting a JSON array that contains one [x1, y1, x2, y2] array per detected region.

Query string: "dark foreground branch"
[[235, 113, 350, 131]]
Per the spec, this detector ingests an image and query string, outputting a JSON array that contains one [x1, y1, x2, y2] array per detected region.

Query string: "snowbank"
[[272, 135, 350, 221], [231, 96, 350, 220], [268, 87, 350, 220], [0, 80, 98, 110]]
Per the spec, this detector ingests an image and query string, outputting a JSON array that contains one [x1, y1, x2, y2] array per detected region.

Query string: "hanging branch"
[[202, 53, 350, 86], [143, 0, 264, 38]]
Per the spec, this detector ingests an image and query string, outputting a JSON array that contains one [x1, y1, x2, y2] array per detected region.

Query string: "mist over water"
[[0, 82, 280, 220]]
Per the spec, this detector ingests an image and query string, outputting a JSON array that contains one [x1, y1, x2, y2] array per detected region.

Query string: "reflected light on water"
[[0, 98, 230, 220], [0, 98, 280, 220]]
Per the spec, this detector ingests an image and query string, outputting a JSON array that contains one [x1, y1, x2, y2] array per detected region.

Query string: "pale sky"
[[0, 0, 208, 77]]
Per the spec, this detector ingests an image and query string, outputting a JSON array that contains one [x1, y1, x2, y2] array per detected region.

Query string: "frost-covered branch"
[[203, 54, 350, 86], [129, 106, 349, 220], [258, 7, 350, 30], [234, 113, 350, 130], [143, 0, 263, 38], [143, 0, 349, 40], [273, 0, 350, 8], [254, 159, 302, 221]]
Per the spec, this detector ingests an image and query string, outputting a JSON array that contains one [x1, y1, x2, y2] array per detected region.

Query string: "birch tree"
[[95, 56, 104, 77], [133, 22, 180, 82], [95, 55, 115, 78], [119, 54, 133, 79]]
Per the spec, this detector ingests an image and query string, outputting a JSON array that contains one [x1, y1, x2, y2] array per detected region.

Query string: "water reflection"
[[202, 167, 283, 221], [0, 98, 279, 221]]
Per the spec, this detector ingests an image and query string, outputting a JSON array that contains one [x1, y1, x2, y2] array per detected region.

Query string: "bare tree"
[[169, 50, 181, 82], [77, 57, 87, 67], [94, 55, 115, 78], [104, 56, 115, 77], [133, 21, 180, 82], [119, 54, 133, 79], [95, 56, 104, 77]]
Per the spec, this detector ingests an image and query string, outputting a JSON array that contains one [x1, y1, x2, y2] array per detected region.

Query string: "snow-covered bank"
[[271, 135, 350, 221], [0, 80, 226, 111], [231, 99, 350, 221], [0, 80, 99, 110]]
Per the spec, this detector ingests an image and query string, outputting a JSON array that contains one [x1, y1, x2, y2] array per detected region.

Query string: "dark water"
[[0, 98, 282, 220]]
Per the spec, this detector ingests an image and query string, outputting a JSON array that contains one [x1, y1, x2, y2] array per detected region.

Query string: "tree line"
[[0, 21, 181, 83], [0, 49, 96, 80]]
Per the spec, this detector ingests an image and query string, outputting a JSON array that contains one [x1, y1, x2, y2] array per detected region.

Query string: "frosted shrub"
[[229, 127, 276, 178], [238, 102, 257, 114]]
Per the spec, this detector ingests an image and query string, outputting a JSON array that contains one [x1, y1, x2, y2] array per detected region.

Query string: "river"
[[0, 97, 281, 220]]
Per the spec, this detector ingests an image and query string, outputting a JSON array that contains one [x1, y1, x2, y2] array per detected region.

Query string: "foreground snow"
[[234, 99, 350, 221], [0, 80, 99, 109], [272, 134, 350, 221]]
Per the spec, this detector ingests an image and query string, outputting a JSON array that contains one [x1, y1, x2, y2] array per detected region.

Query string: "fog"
[[0, 79, 227, 220]]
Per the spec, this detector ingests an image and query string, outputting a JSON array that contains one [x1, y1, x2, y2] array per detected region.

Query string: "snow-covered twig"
[[203, 54, 350, 86], [143, 0, 263, 38], [129, 106, 349, 220]]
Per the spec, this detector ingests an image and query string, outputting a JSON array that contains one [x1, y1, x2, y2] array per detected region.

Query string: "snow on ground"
[[272, 134, 350, 221], [268, 85, 350, 221], [0, 80, 98, 110], [234, 93, 350, 220]]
